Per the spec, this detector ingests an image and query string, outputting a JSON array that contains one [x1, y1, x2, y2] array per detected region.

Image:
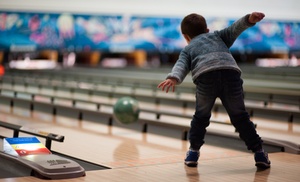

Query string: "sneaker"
[[254, 150, 271, 169], [184, 149, 199, 167]]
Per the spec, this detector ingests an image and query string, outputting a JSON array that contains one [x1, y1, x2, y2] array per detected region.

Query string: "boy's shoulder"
[[188, 32, 221, 45]]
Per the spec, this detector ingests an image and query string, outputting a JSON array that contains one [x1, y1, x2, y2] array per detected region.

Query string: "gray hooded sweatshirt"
[[167, 14, 255, 84]]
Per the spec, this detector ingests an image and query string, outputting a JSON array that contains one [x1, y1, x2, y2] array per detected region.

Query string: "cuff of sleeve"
[[166, 75, 181, 84], [245, 14, 256, 26]]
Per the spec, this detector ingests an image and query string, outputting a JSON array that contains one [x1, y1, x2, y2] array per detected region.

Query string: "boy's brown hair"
[[181, 13, 207, 39]]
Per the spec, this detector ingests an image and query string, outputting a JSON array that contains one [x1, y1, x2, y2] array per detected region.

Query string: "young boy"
[[157, 12, 271, 169]]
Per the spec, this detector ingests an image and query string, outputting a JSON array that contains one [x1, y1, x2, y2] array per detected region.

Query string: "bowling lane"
[[0, 109, 251, 169], [1, 151, 300, 182], [1, 108, 300, 182]]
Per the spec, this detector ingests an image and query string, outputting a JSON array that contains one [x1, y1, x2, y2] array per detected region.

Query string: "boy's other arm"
[[218, 12, 265, 47]]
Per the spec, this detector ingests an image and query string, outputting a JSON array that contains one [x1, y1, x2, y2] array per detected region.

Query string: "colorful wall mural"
[[0, 11, 299, 54]]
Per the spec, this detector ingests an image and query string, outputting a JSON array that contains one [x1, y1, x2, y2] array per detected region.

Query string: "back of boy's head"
[[181, 13, 207, 39]]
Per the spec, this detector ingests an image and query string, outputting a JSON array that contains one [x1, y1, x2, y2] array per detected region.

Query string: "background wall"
[[1, 0, 300, 20], [0, 0, 299, 66]]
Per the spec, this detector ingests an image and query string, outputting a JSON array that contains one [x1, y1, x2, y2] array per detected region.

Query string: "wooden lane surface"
[[1, 153, 299, 182], [0, 112, 300, 182], [0, 110, 247, 168]]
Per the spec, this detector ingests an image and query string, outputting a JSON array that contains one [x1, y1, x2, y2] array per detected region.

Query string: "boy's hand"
[[157, 78, 177, 93], [249, 12, 265, 24]]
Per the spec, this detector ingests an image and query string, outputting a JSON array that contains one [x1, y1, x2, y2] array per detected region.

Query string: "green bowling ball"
[[113, 97, 140, 124]]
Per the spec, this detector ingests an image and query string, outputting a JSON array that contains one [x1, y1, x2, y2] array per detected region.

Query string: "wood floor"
[[0, 107, 300, 182]]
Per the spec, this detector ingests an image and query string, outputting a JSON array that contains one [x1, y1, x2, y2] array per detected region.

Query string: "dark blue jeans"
[[189, 69, 262, 152]]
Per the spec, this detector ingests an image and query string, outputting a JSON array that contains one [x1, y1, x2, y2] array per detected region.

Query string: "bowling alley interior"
[[0, 0, 299, 181]]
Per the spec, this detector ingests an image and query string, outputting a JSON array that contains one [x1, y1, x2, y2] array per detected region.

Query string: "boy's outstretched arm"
[[157, 78, 177, 93], [248, 12, 265, 24]]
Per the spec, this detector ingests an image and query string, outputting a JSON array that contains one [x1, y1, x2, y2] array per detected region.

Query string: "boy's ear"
[[183, 34, 191, 43], [206, 28, 209, 33]]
